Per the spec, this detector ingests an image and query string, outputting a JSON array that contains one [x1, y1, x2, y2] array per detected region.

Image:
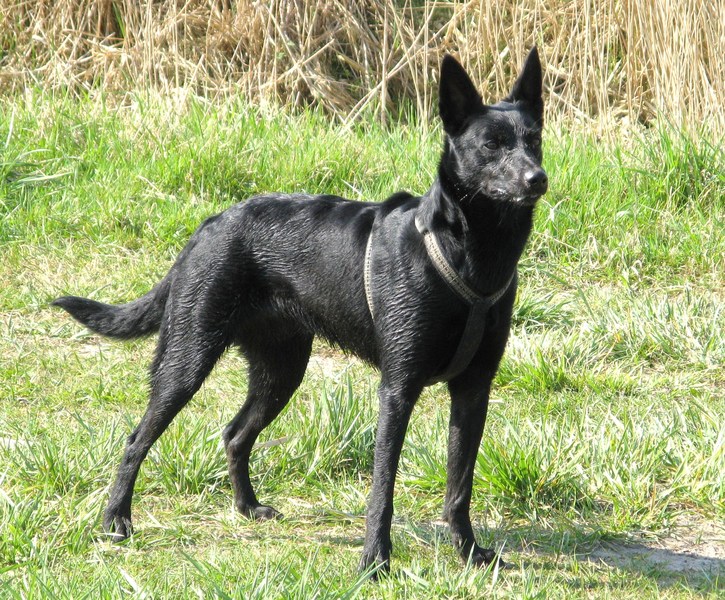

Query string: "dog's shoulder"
[[378, 191, 418, 217]]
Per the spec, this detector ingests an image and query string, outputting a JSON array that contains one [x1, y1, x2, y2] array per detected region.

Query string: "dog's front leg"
[[359, 377, 422, 577], [443, 372, 502, 567]]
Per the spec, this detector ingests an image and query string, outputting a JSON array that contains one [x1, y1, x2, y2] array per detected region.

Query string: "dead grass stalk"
[[1, 1, 723, 130]]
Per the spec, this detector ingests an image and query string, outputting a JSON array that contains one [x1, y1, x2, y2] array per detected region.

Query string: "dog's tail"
[[52, 275, 172, 340], [53, 214, 223, 339]]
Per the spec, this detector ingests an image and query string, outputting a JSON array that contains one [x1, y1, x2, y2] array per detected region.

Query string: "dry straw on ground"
[[1, 0, 723, 130]]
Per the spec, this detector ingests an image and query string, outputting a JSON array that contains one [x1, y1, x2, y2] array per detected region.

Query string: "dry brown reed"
[[1, 0, 723, 130]]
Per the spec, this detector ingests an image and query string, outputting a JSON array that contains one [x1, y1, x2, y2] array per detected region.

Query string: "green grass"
[[1, 91, 723, 598]]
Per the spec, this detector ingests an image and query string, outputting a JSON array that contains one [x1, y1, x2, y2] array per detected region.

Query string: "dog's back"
[[206, 193, 381, 360]]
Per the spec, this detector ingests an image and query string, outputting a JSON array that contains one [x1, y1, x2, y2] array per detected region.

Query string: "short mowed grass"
[[1, 91, 724, 598]]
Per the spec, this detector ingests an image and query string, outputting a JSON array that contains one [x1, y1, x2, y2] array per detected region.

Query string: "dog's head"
[[438, 48, 547, 206]]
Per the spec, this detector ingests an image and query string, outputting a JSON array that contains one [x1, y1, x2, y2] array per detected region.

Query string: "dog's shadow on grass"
[[124, 511, 723, 591], [400, 518, 724, 592], [575, 536, 724, 590]]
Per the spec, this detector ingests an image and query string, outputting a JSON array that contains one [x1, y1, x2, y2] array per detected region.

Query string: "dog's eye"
[[529, 137, 542, 148], [484, 140, 499, 150]]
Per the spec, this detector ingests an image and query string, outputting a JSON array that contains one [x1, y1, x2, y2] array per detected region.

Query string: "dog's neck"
[[420, 171, 535, 295]]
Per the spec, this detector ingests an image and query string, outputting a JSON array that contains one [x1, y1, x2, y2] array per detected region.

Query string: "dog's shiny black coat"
[[53, 48, 547, 574]]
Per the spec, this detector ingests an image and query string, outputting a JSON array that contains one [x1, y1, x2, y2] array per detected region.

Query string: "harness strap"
[[435, 298, 492, 382], [364, 228, 376, 318], [364, 217, 516, 382]]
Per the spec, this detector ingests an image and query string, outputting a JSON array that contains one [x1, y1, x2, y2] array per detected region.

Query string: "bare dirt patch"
[[307, 346, 363, 380], [585, 517, 725, 584]]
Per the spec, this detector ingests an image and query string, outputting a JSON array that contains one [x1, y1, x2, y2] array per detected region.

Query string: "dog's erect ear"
[[439, 55, 483, 135], [505, 46, 544, 123]]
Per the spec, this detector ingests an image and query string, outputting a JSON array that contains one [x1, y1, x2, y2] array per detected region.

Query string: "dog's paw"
[[358, 549, 391, 580], [252, 504, 283, 521], [469, 546, 508, 570], [102, 509, 133, 542], [239, 503, 283, 521]]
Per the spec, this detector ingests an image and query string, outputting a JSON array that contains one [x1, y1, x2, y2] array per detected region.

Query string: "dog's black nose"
[[524, 169, 548, 193]]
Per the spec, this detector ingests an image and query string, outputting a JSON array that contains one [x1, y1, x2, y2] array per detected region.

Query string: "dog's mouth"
[[486, 188, 542, 206], [513, 194, 542, 205]]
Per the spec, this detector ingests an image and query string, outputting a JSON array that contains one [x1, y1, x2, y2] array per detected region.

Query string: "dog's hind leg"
[[223, 329, 312, 520], [103, 313, 229, 541]]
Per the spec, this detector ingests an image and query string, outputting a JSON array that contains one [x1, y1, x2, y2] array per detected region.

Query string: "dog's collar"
[[364, 217, 515, 317], [413, 216, 514, 307]]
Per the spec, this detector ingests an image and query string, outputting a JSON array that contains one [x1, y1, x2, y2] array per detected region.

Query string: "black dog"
[[53, 48, 547, 574]]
